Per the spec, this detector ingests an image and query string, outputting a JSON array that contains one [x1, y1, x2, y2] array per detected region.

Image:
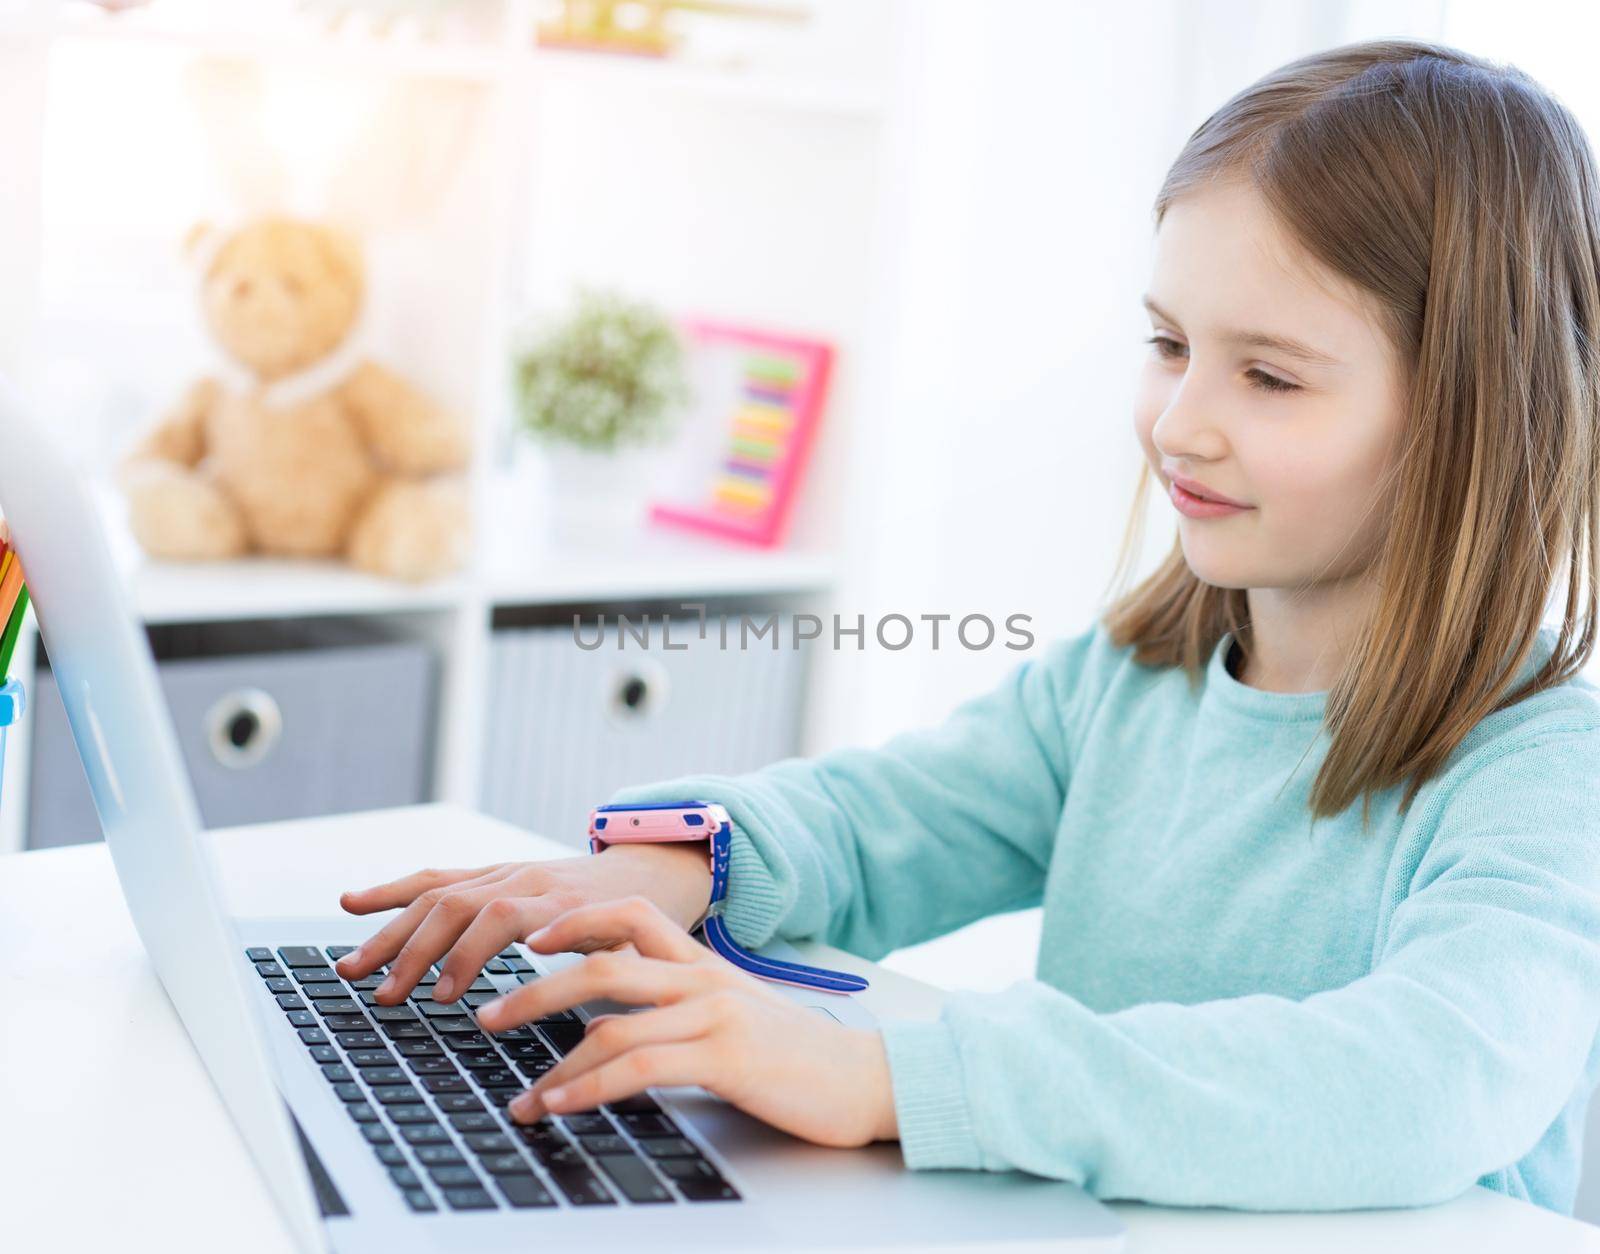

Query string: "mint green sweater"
[[606, 620, 1600, 1214]]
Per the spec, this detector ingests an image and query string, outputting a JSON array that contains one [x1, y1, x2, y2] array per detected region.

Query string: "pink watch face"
[[588, 804, 726, 850]]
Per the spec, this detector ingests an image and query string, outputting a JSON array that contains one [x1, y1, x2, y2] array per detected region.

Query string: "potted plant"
[[511, 287, 689, 544]]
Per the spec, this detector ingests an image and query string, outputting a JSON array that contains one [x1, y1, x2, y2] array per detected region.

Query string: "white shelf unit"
[[0, 0, 901, 852]]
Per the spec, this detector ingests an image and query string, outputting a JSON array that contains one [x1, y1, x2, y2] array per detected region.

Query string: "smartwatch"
[[588, 800, 869, 995]]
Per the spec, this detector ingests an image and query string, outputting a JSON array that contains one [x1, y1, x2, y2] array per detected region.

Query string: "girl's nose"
[[1151, 376, 1230, 464]]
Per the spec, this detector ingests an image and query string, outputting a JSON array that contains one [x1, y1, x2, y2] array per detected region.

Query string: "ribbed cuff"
[[879, 1018, 985, 1170], [603, 778, 788, 948]]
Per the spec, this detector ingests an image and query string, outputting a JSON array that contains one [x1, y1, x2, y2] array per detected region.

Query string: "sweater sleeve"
[[879, 727, 1600, 1209], [604, 623, 1111, 960]]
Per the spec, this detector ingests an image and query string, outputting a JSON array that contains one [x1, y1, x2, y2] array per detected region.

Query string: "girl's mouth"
[[1168, 480, 1253, 519]]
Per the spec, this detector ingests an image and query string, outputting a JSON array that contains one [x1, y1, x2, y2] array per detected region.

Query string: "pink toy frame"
[[648, 317, 833, 548]]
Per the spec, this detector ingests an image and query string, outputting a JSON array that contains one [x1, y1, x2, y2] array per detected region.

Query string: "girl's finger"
[[518, 1042, 709, 1120], [508, 999, 718, 1122], [432, 896, 551, 1002], [375, 881, 526, 1000], [477, 949, 711, 1034], [525, 895, 705, 966], [339, 864, 499, 917], [335, 866, 506, 977]]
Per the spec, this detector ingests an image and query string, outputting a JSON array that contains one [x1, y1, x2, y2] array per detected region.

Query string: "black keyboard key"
[[640, 1137, 699, 1159], [387, 1104, 436, 1124], [449, 1112, 498, 1134], [537, 1144, 587, 1169], [414, 1144, 466, 1166], [325, 945, 356, 959], [254, 961, 285, 979], [394, 1039, 443, 1058], [362, 1067, 408, 1086], [608, 1094, 665, 1113], [312, 999, 363, 1017], [408, 1058, 458, 1076], [374, 1144, 406, 1167], [540, 1022, 585, 1055], [370, 1084, 422, 1105], [245, 947, 273, 962], [420, 1075, 468, 1094], [620, 1113, 679, 1138], [563, 1113, 614, 1137], [514, 1059, 556, 1081], [503, 1041, 552, 1062], [435, 1094, 486, 1115], [275, 993, 307, 1012], [503, 957, 534, 974], [336, 1031, 383, 1050], [348, 1103, 380, 1124], [442, 1187, 497, 1211], [382, 1022, 431, 1041], [291, 966, 338, 985], [596, 1154, 673, 1204], [462, 1132, 514, 1155], [308, 1044, 339, 1064], [456, 1053, 506, 1071], [547, 1164, 613, 1206], [287, 1010, 317, 1028], [428, 1165, 483, 1189], [479, 1153, 532, 1176], [417, 1000, 472, 1018], [324, 1015, 373, 1033], [400, 1124, 452, 1146], [496, 1175, 557, 1208], [332, 1083, 365, 1103], [297, 1028, 329, 1046], [484, 960, 511, 975], [277, 947, 328, 968], [498, 947, 519, 959], [657, 1156, 735, 1189], [481, 1088, 520, 1108], [320, 1064, 353, 1084], [581, 1135, 631, 1156], [470, 1068, 517, 1089], [433, 1019, 485, 1037], [389, 1166, 423, 1190], [360, 1124, 392, 1146], [371, 1006, 419, 1024], [300, 979, 347, 997], [351, 975, 385, 992], [348, 1049, 395, 1068], [402, 1188, 437, 1213], [462, 992, 500, 1009]]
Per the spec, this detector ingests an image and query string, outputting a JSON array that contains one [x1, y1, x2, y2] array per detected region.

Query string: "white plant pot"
[[539, 442, 661, 547]]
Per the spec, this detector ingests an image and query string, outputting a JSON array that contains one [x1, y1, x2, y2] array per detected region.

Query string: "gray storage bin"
[[480, 612, 808, 848], [27, 619, 437, 849]]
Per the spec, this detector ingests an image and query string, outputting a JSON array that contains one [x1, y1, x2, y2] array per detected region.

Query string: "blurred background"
[[0, 0, 1594, 994]]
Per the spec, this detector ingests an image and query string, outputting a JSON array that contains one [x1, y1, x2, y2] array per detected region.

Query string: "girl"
[[336, 38, 1600, 1213]]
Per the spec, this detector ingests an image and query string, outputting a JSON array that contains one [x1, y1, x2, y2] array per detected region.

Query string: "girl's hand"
[[478, 896, 899, 1150], [333, 844, 713, 1005]]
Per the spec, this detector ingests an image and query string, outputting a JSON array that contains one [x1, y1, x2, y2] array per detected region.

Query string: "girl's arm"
[[879, 726, 1600, 1209], [605, 622, 1117, 959]]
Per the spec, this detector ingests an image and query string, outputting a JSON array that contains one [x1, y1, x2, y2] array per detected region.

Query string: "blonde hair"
[[1104, 38, 1600, 825]]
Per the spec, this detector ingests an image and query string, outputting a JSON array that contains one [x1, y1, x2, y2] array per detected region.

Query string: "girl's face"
[[1133, 180, 1408, 593]]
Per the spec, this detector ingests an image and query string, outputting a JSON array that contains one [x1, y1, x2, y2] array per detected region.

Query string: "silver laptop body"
[[0, 379, 1124, 1251]]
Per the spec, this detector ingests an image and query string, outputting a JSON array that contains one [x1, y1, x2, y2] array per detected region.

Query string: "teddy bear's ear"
[[182, 221, 214, 262], [318, 222, 365, 284]]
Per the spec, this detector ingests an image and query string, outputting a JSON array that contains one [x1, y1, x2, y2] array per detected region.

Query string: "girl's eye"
[[1142, 335, 1300, 394]]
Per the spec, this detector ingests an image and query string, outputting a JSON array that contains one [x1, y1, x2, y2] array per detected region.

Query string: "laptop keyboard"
[[245, 943, 742, 1214]]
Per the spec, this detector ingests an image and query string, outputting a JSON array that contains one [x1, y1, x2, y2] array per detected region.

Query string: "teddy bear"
[[118, 215, 471, 582]]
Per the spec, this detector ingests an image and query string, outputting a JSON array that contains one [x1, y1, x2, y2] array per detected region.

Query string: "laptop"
[[0, 380, 1125, 1251]]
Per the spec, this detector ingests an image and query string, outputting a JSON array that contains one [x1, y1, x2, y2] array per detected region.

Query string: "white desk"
[[2, 804, 1596, 1254]]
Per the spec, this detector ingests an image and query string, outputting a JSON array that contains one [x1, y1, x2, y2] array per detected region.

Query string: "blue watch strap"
[[591, 800, 868, 995]]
